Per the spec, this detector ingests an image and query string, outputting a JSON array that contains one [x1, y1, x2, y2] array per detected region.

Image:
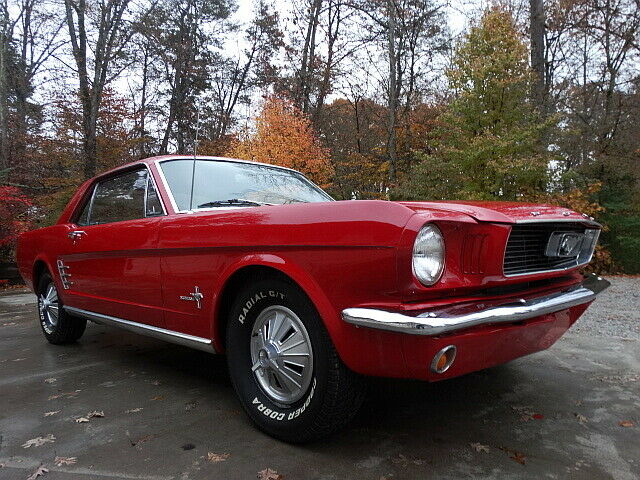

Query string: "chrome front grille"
[[503, 223, 588, 276]]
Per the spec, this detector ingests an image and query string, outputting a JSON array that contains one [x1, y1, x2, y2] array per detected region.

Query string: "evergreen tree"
[[402, 7, 550, 201]]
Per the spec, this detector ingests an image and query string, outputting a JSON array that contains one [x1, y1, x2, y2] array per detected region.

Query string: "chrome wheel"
[[39, 283, 59, 329], [250, 305, 314, 405]]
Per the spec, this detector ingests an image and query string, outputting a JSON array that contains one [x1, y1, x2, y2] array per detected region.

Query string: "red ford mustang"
[[17, 155, 609, 442]]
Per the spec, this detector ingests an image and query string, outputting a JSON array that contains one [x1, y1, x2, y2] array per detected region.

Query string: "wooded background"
[[0, 0, 638, 274]]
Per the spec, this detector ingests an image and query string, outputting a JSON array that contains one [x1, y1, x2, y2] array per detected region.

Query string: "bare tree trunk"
[[64, 0, 131, 179], [297, 0, 322, 113], [386, 0, 397, 182], [139, 47, 149, 158], [530, 0, 545, 113], [313, 0, 341, 125], [0, 0, 9, 172]]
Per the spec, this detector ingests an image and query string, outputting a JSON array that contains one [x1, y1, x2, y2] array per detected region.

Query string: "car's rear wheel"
[[37, 272, 86, 344], [226, 278, 365, 443]]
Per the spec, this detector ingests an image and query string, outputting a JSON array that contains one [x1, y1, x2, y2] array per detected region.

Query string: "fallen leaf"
[[257, 468, 283, 480], [619, 420, 635, 427], [43, 411, 60, 417], [499, 447, 526, 465], [150, 395, 164, 401], [87, 410, 104, 418], [574, 413, 588, 424], [207, 452, 230, 463], [48, 391, 81, 401], [22, 434, 56, 448], [44, 378, 56, 384], [470, 442, 490, 453], [26, 466, 48, 480], [54, 456, 77, 466], [532, 413, 544, 420], [125, 408, 143, 413], [75, 417, 89, 423], [185, 401, 198, 411]]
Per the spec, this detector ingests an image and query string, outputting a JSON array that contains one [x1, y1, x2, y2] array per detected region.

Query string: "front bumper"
[[342, 274, 610, 336]]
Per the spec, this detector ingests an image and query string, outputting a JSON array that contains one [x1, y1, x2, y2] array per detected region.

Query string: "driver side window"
[[77, 168, 164, 226]]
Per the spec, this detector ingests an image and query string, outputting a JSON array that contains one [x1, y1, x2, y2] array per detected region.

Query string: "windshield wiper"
[[197, 198, 273, 208]]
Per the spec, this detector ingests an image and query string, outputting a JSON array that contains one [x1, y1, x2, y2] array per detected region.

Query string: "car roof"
[[101, 155, 302, 178]]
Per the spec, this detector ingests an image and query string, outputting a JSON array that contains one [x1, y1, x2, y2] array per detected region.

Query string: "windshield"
[[159, 159, 333, 211]]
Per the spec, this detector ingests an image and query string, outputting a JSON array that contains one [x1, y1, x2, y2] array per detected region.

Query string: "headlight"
[[413, 224, 445, 286]]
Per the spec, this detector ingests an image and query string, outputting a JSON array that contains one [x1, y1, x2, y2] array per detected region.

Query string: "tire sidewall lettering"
[[251, 378, 317, 422], [237, 290, 285, 324]]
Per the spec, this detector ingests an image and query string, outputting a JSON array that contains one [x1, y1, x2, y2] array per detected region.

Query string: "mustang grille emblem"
[[545, 232, 584, 258]]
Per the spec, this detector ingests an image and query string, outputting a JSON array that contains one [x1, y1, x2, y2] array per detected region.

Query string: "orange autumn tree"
[[229, 96, 333, 187]]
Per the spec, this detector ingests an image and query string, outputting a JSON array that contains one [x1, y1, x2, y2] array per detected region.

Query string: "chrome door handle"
[[67, 230, 86, 241]]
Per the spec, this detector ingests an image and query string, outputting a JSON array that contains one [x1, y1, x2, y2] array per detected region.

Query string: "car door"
[[59, 166, 166, 327]]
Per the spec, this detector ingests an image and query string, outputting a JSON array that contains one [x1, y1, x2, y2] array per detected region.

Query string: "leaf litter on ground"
[[54, 457, 77, 467], [26, 466, 48, 480], [257, 468, 283, 480], [75, 410, 104, 423], [22, 435, 55, 448], [207, 452, 230, 463]]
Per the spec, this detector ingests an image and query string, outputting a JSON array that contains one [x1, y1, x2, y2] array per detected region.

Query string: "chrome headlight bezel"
[[412, 223, 445, 286], [577, 228, 600, 265]]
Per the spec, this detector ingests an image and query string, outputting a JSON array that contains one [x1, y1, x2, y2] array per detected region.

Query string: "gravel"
[[573, 276, 640, 339]]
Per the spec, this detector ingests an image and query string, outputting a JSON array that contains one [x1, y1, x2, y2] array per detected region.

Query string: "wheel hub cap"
[[39, 283, 60, 329], [250, 305, 314, 405]]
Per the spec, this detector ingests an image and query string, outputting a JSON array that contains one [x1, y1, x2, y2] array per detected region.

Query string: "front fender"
[[211, 254, 337, 353]]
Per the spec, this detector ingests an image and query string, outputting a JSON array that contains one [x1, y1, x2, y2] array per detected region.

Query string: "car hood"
[[396, 201, 591, 224]]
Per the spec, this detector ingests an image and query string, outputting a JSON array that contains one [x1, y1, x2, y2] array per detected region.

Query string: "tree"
[[350, 0, 448, 181], [401, 7, 549, 201], [229, 95, 333, 187], [0, 185, 32, 263], [37, 88, 139, 224], [63, 0, 134, 179], [154, 0, 234, 154], [529, 0, 546, 111], [205, 0, 283, 145]]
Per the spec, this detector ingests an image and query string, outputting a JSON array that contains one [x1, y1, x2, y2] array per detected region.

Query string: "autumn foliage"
[[0, 186, 33, 250], [229, 96, 333, 187]]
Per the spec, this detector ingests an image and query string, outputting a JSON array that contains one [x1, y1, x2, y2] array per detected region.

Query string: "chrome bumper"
[[342, 274, 610, 336]]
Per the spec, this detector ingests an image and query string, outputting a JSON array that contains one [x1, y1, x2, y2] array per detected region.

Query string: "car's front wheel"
[[37, 272, 86, 344], [226, 278, 365, 443]]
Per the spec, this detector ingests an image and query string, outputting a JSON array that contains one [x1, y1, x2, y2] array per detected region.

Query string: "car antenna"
[[188, 107, 201, 212]]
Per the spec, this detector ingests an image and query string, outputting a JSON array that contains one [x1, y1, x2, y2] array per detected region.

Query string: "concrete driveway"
[[0, 280, 638, 480]]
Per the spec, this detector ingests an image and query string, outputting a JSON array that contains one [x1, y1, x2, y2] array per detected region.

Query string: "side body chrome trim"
[[342, 274, 610, 336], [56, 259, 73, 289], [64, 306, 215, 353]]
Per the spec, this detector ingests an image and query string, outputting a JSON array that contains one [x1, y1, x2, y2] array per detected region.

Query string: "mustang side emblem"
[[180, 286, 204, 309]]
